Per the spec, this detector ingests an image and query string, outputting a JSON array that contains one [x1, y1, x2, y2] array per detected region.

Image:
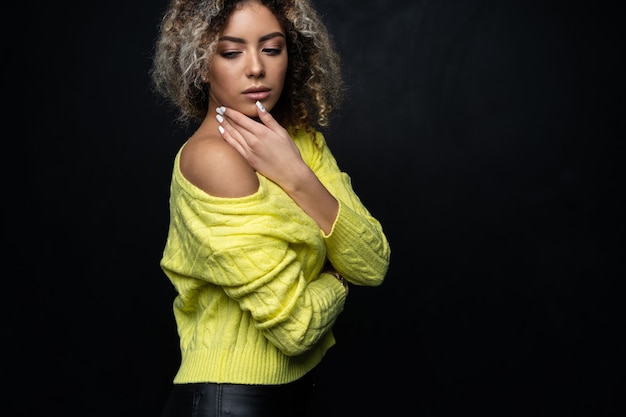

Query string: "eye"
[[220, 50, 242, 59], [262, 47, 283, 56]]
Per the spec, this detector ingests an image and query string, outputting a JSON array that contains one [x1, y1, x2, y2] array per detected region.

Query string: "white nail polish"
[[218, 126, 225, 134], [216, 114, 224, 123], [256, 101, 266, 112], [216, 106, 225, 115]]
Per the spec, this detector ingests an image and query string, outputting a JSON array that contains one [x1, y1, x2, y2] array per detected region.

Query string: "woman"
[[150, 0, 391, 415]]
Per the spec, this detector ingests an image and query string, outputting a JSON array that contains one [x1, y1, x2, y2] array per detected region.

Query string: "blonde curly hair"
[[150, 0, 345, 131]]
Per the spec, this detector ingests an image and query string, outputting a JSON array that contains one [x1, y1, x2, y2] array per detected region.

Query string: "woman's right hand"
[[216, 103, 307, 188]]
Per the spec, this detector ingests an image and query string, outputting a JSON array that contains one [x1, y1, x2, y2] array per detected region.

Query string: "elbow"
[[347, 274, 386, 287], [280, 344, 313, 357], [345, 259, 390, 287], [268, 335, 317, 357]]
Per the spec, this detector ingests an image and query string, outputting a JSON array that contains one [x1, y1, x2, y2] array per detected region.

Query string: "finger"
[[217, 112, 248, 154], [255, 101, 284, 133], [219, 106, 262, 136], [216, 107, 246, 138]]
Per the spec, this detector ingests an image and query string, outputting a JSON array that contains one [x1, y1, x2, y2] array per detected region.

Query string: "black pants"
[[160, 371, 317, 417]]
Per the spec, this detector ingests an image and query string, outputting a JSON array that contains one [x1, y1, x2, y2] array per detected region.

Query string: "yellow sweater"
[[160, 128, 390, 385]]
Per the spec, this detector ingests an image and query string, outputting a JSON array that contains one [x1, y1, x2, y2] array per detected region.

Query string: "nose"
[[246, 52, 265, 78]]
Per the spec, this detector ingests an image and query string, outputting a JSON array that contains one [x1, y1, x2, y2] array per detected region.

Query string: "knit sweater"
[[160, 128, 390, 385]]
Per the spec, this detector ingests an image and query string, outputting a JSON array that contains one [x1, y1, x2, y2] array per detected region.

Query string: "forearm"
[[323, 201, 391, 286], [280, 163, 339, 235], [258, 272, 347, 356]]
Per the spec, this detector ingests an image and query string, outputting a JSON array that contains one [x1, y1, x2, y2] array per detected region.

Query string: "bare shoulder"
[[179, 135, 259, 198]]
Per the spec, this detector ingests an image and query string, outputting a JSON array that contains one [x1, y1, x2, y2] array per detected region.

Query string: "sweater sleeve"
[[294, 130, 391, 286], [205, 240, 347, 356]]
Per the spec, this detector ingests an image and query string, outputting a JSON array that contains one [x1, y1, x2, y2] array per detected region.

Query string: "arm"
[[204, 239, 347, 356], [216, 102, 389, 280], [297, 131, 392, 287], [217, 104, 390, 287]]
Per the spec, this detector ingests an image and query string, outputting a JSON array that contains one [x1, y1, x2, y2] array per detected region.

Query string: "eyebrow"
[[218, 32, 285, 44]]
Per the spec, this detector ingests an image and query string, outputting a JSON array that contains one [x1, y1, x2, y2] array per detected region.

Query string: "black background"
[[17, 0, 624, 415]]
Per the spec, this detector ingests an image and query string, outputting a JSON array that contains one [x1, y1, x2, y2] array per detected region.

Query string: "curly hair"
[[150, 0, 345, 131]]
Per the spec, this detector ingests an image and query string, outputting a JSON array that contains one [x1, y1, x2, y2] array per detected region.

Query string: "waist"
[[172, 334, 335, 385]]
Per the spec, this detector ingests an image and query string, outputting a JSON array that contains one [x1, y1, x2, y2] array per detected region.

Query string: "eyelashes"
[[219, 47, 284, 59], [262, 48, 283, 56]]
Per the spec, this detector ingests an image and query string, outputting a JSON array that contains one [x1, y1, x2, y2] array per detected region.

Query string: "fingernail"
[[216, 114, 224, 123], [218, 126, 225, 134], [216, 106, 225, 115], [256, 101, 266, 112]]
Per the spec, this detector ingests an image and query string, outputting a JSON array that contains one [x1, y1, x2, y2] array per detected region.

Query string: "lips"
[[243, 86, 270, 101]]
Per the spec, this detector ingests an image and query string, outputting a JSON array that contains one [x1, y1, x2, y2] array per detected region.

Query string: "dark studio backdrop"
[[17, 0, 623, 416]]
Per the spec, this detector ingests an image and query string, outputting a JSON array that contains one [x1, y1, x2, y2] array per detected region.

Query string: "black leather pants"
[[160, 371, 317, 417]]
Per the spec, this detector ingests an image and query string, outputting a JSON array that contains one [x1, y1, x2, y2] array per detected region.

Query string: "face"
[[208, 1, 288, 118]]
